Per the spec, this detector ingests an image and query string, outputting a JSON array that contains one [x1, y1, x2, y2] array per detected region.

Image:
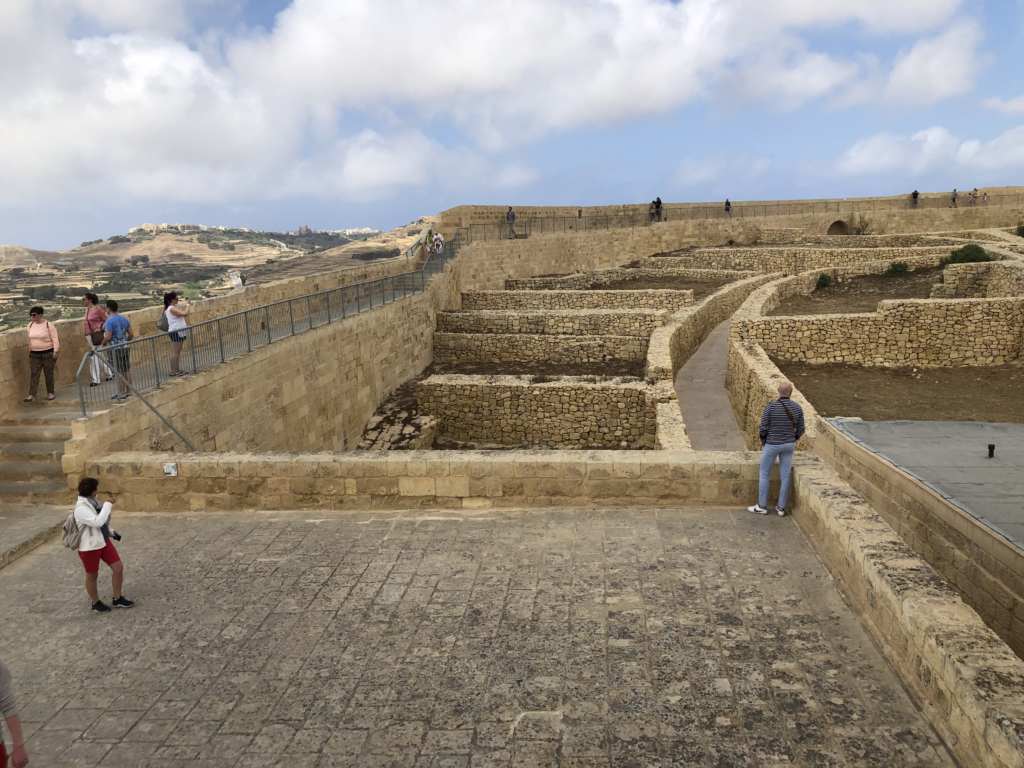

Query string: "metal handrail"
[[75, 239, 460, 417], [75, 350, 197, 451], [452, 193, 1024, 244]]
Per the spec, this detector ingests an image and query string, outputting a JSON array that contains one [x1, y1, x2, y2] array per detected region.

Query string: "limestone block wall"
[[437, 309, 667, 337], [461, 289, 693, 311], [433, 333, 648, 366], [930, 261, 1024, 299], [790, 454, 1024, 768], [504, 267, 753, 291], [416, 375, 658, 449], [667, 246, 950, 274], [756, 229, 961, 247], [0, 256, 417, 419], [62, 289, 437, 477], [815, 419, 1024, 658], [733, 298, 1024, 366], [646, 273, 779, 381]]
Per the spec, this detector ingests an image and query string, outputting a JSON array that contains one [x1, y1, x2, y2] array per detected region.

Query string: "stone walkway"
[[674, 320, 747, 451], [0, 508, 952, 767]]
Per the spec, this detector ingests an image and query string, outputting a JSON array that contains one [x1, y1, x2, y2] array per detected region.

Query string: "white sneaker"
[[776, 507, 786, 517], [748, 505, 768, 515]]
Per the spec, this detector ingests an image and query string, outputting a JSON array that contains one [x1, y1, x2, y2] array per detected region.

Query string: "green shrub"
[[943, 243, 991, 265], [884, 262, 908, 277], [816, 273, 832, 289]]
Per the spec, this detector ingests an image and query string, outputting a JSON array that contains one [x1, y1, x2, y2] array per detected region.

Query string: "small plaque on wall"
[[163, 463, 178, 477]]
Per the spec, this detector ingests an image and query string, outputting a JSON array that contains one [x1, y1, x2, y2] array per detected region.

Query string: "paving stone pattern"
[[0, 508, 952, 767], [675, 321, 747, 452]]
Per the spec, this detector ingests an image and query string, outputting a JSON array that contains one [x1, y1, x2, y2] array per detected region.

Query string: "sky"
[[1, 0, 1023, 251]]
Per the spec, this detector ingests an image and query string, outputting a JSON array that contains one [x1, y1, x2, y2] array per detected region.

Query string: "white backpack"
[[62, 509, 83, 549]]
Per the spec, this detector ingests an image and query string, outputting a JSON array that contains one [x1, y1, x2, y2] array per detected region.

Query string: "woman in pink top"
[[81, 292, 113, 386], [24, 306, 59, 402]]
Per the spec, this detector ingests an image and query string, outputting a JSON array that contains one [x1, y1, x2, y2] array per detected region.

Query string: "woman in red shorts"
[[74, 477, 134, 613]]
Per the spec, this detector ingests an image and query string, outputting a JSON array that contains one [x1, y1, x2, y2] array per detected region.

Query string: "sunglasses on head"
[[30, 313, 41, 317]]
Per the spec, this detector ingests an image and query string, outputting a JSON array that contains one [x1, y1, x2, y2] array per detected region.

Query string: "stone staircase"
[[0, 399, 77, 569]]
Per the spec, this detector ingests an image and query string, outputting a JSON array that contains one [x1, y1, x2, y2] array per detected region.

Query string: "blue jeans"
[[759, 442, 795, 509]]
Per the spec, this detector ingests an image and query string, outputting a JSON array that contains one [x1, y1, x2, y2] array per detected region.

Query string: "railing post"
[[188, 325, 198, 374], [244, 312, 252, 352], [341, 288, 347, 318], [152, 337, 161, 387], [264, 306, 272, 344], [355, 285, 361, 313], [306, 296, 313, 329], [326, 292, 332, 323], [217, 319, 225, 362], [288, 300, 296, 335]]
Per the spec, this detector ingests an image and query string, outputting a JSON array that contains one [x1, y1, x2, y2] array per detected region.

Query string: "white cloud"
[[679, 153, 770, 186], [983, 94, 1024, 114], [882, 20, 983, 107], [834, 124, 1024, 176], [0, 0, 978, 207]]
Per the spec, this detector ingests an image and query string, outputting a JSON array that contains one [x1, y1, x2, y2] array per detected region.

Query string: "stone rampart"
[[732, 298, 1024, 366], [930, 261, 1024, 299], [433, 333, 648, 366], [646, 273, 778, 381], [815, 418, 1024, 658], [416, 375, 658, 449], [437, 309, 666, 337], [461, 289, 693, 311], [791, 453, 1024, 768]]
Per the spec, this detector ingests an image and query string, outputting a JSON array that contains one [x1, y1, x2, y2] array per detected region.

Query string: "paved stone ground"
[[0, 508, 953, 768], [675, 321, 747, 452], [831, 419, 1024, 548], [0, 505, 67, 570]]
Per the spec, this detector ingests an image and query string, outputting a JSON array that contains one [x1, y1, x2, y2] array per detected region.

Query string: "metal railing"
[[76, 240, 460, 419], [453, 193, 1024, 243]]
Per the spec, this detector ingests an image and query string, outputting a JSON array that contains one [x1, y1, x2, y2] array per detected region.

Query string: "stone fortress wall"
[[67, 203, 1024, 768]]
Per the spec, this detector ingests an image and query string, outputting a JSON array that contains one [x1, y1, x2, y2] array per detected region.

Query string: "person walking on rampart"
[[725, 198, 732, 218], [0, 658, 29, 768], [911, 190, 919, 208], [23, 306, 59, 402], [507, 207, 516, 239], [74, 477, 133, 613], [655, 197, 663, 222], [82, 292, 113, 387], [163, 292, 191, 378], [748, 381, 805, 517], [103, 300, 133, 401], [950, 188, 958, 208]]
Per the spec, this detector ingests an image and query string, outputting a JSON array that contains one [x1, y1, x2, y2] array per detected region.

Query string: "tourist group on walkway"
[[22, 291, 190, 403]]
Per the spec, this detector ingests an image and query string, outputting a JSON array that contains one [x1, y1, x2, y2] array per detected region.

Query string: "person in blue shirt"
[[102, 300, 134, 401]]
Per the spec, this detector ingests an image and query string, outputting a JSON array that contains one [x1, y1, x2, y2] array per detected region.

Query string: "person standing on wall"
[[748, 381, 805, 517], [507, 207, 516, 239], [163, 292, 191, 377], [0, 658, 28, 768], [23, 306, 58, 402], [74, 477, 133, 613], [951, 188, 958, 208], [102, 300, 133, 401], [82, 292, 113, 387], [911, 190, 919, 208], [724, 198, 732, 218], [654, 197, 663, 222]]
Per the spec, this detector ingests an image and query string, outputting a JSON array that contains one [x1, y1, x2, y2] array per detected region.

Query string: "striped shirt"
[[759, 398, 805, 445]]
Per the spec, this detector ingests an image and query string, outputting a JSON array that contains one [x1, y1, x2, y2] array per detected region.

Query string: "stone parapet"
[[815, 418, 1024, 658], [416, 374, 658, 449], [437, 308, 667, 337], [461, 289, 694, 311], [433, 333, 647, 366], [790, 453, 1024, 768]]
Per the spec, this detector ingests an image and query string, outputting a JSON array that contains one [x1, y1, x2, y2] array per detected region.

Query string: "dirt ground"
[[594, 275, 737, 300], [767, 267, 943, 316], [773, 360, 1024, 422], [433, 359, 645, 378]]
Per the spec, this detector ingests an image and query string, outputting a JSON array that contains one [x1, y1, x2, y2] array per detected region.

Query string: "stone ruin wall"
[[416, 375, 658, 449], [666, 245, 955, 274], [460, 289, 694, 311], [930, 260, 1024, 299], [504, 266, 754, 291], [437, 308, 667, 337], [433, 333, 648, 366]]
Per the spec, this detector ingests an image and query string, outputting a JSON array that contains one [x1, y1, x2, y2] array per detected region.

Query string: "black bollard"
[[988, 444, 995, 458]]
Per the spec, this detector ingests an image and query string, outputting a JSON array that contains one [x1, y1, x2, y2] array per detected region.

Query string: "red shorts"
[[79, 541, 120, 574]]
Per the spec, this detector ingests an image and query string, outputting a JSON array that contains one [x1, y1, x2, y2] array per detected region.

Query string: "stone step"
[[0, 442, 66, 462], [0, 461, 66, 482], [0, 504, 68, 571], [0, 480, 70, 504], [0, 404, 81, 426], [437, 309, 665, 337], [0, 424, 73, 443]]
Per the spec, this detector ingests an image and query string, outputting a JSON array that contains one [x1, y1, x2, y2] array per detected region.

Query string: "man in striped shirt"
[[749, 381, 805, 516]]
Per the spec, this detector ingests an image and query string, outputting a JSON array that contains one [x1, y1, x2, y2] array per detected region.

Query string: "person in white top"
[[163, 291, 191, 377], [74, 476, 134, 613]]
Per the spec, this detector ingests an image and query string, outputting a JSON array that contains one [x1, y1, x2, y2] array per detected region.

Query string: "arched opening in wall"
[[827, 220, 851, 236]]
